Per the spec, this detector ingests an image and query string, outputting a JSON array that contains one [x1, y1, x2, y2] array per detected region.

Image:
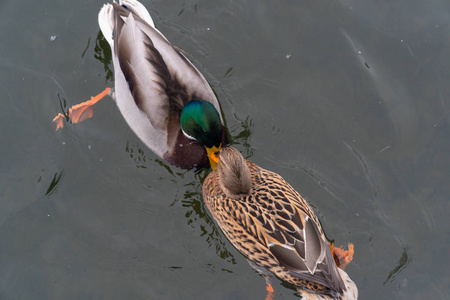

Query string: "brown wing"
[[252, 164, 345, 292], [203, 162, 345, 293]]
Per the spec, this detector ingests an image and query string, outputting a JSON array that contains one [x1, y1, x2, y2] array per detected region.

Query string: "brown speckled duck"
[[202, 146, 358, 299]]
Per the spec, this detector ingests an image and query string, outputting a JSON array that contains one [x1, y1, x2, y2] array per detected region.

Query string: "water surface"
[[1, 0, 449, 299]]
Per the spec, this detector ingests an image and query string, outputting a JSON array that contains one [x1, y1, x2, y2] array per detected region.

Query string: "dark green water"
[[1, 0, 449, 299]]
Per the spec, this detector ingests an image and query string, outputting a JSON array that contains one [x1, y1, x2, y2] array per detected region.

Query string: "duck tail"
[[98, 3, 115, 46], [98, 0, 155, 47], [337, 268, 358, 299], [119, 0, 155, 28]]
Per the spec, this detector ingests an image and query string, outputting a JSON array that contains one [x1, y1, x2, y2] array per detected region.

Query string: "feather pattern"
[[203, 146, 358, 299], [98, 0, 227, 169]]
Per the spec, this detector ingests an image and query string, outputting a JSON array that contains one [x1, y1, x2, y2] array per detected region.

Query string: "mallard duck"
[[54, 0, 227, 169], [202, 146, 358, 299]]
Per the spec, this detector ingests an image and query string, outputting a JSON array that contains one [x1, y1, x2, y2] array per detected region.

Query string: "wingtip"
[[120, 0, 155, 28], [98, 3, 115, 45]]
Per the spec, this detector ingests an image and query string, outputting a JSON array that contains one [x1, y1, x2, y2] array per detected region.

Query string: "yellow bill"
[[206, 144, 221, 170]]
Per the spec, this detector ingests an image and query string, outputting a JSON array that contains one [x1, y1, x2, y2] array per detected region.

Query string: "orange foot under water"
[[265, 283, 274, 300], [329, 242, 354, 270], [53, 87, 111, 130]]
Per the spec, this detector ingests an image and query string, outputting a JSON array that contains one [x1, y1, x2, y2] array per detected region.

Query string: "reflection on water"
[[180, 171, 237, 264], [56, 93, 70, 122], [45, 170, 64, 197], [81, 37, 91, 59], [94, 32, 113, 84], [229, 116, 254, 159], [384, 246, 410, 285], [122, 141, 239, 262], [125, 142, 152, 169]]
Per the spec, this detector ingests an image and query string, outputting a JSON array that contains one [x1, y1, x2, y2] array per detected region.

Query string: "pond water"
[[1, 0, 449, 299]]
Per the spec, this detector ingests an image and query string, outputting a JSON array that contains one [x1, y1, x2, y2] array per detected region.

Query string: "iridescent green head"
[[181, 100, 223, 169], [180, 99, 223, 148]]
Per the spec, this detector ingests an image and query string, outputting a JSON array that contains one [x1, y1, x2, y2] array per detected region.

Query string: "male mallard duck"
[[202, 146, 358, 299], [54, 0, 227, 169]]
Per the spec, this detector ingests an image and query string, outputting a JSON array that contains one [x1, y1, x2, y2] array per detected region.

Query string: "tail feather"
[[98, 3, 114, 45], [119, 0, 154, 27], [337, 268, 358, 299], [98, 0, 156, 47], [296, 268, 358, 299]]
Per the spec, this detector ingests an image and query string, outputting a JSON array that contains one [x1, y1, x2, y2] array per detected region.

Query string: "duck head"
[[211, 146, 252, 196], [180, 99, 223, 169]]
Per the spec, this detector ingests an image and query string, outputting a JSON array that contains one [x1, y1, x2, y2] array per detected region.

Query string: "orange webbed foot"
[[265, 283, 274, 300], [329, 242, 354, 270], [52, 113, 66, 130], [53, 87, 111, 131]]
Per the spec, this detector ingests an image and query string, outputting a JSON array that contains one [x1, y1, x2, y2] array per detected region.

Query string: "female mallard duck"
[[202, 146, 358, 299], [54, 0, 227, 169]]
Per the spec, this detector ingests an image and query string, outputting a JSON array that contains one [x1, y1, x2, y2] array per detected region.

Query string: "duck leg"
[[247, 260, 275, 300], [53, 87, 111, 130], [329, 242, 354, 270], [265, 279, 275, 300]]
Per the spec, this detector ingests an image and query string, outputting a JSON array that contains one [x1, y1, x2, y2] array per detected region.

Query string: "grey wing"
[[114, 5, 172, 130], [134, 19, 223, 121]]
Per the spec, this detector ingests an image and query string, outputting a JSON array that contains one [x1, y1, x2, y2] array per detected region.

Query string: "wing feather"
[[233, 165, 346, 292], [133, 14, 222, 118], [114, 4, 171, 130]]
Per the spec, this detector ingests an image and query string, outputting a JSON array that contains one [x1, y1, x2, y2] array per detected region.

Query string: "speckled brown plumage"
[[202, 146, 358, 299]]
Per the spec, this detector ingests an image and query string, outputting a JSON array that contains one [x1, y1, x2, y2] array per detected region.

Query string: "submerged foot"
[[329, 242, 354, 269], [265, 283, 274, 300], [53, 87, 111, 130]]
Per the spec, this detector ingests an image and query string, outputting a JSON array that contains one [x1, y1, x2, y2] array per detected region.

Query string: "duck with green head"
[[54, 0, 227, 169]]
